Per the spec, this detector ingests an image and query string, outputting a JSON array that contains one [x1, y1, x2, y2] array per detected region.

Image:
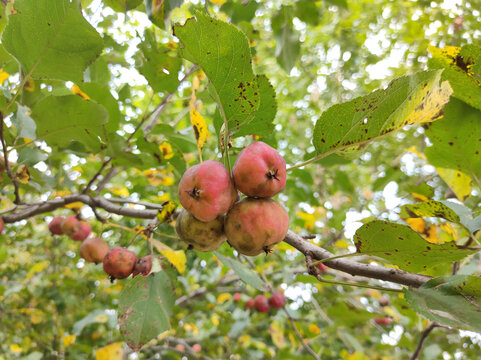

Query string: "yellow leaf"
[[341, 350, 367, 360], [94, 314, 109, 323], [429, 45, 461, 59], [425, 224, 439, 244], [403, 74, 453, 125], [55, 190, 71, 197], [24, 76, 35, 91], [166, 41, 177, 50], [26, 261, 50, 279], [296, 211, 316, 231], [151, 238, 171, 252], [183, 323, 199, 335], [95, 342, 123, 360], [144, 169, 174, 187], [211, 314, 220, 326], [16, 165, 30, 184], [9, 344, 22, 354], [190, 81, 209, 155], [157, 201, 177, 223], [437, 167, 472, 202], [62, 334, 76, 348], [216, 293, 231, 304], [269, 320, 286, 348], [406, 218, 426, 233], [154, 194, 171, 202], [411, 192, 430, 202], [65, 202, 83, 210], [72, 84, 90, 100], [0, 69, 9, 83], [160, 249, 186, 274], [111, 186, 130, 197], [158, 142, 174, 160], [334, 240, 350, 248], [72, 166, 84, 173], [210, 0, 226, 5], [308, 324, 321, 335], [192, 75, 200, 90]]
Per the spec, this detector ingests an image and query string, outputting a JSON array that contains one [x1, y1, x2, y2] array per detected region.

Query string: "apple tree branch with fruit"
[[1, 0, 481, 359]]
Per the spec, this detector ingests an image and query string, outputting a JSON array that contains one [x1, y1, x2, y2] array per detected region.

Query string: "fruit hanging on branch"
[[269, 291, 286, 309], [175, 209, 227, 251], [103, 247, 137, 280], [70, 222, 92, 241], [254, 295, 270, 313], [232, 141, 286, 198], [48, 217, 64, 235], [178, 160, 237, 222], [225, 197, 289, 256], [79, 237, 110, 264], [132, 255, 153, 277], [61, 215, 81, 237]]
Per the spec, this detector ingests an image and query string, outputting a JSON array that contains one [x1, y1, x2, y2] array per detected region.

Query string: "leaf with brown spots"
[[424, 98, 481, 186], [400, 200, 460, 224], [313, 70, 452, 156], [354, 220, 477, 273], [118, 271, 175, 351], [405, 275, 481, 332], [174, 12, 260, 137], [428, 44, 481, 111]]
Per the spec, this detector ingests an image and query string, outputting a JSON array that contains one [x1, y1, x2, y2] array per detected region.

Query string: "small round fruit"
[[103, 247, 137, 280], [192, 344, 202, 352], [61, 215, 81, 237], [70, 222, 91, 241], [0, 218, 4, 234], [244, 299, 255, 309], [79, 237, 110, 264], [374, 317, 392, 325], [175, 209, 226, 251], [269, 291, 286, 309], [48, 217, 64, 235], [225, 198, 289, 256], [378, 297, 390, 307], [233, 141, 286, 198], [254, 295, 270, 313], [178, 160, 237, 222], [233, 292, 242, 302], [132, 255, 153, 277]]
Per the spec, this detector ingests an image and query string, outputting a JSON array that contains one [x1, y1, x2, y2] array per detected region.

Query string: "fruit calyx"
[[186, 186, 201, 200], [266, 169, 280, 181]]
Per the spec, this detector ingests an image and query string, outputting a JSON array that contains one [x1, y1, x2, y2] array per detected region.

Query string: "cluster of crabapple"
[[176, 141, 289, 256], [0, 217, 4, 234], [48, 215, 152, 281], [239, 291, 286, 313]]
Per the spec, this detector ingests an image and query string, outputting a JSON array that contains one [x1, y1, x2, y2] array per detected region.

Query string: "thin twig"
[[0, 113, 22, 204], [282, 307, 321, 360], [82, 158, 111, 194], [410, 322, 439, 360], [143, 66, 197, 135], [95, 167, 120, 194]]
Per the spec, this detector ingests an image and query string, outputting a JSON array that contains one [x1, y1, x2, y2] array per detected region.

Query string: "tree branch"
[[410, 322, 439, 360], [0, 113, 22, 204], [1, 195, 431, 288], [284, 231, 431, 288]]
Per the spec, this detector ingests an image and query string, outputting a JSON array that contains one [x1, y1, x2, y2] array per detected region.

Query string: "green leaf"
[[400, 200, 460, 223], [2, 0, 103, 82], [441, 201, 481, 234], [271, 6, 300, 72], [327, 302, 378, 327], [405, 275, 481, 332], [145, 0, 183, 29], [104, 0, 142, 12], [428, 44, 481, 111], [72, 309, 117, 335], [313, 70, 453, 155], [354, 220, 477, 272], [135, 29, 181, 93], [174, 12, 260, 136], [424, 98, 481, 184], [32, 95, 108, 151], [232, 74, 277, 137], [118, 271, 175, 351], [18, 148, 47, 166], [13, 104, 36, 139], [75, 83, 121, 133], [220, 0, 259, 24], [214, 252, 265, 291]]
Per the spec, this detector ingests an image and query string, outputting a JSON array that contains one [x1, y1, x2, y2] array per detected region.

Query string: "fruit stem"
[[315, 277, 403, 293], [311, 252, 360, 266]]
